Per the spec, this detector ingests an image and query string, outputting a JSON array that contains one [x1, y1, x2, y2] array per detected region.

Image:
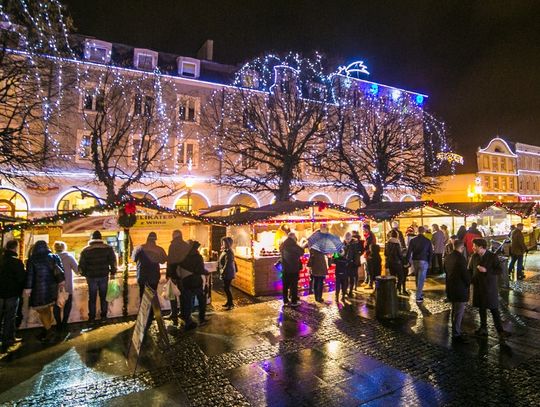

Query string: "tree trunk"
[[122, 227, 130, 317]]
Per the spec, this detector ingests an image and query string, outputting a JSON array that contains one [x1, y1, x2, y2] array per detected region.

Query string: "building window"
[[137, 53, 154, 70], [78, 133, 92, 160], [181, 62, 197, 77], [483, 156, 489, 170], [484, 176, 490, 189], [241, 149, 257, 169], [309, 83, 326, 101], [500, 157, 506, 171], [501, 177, 507, 191], [177, 141, 198, 168], [241, 71, 260, 89], [133, 95, 153, 116], [82, 89, 104, 112], [493, 177, 499, 190], [509, 177, 514, 191], [131, 138, 151, 162], [491, 156, 498, 171], [178, 98, 198, 122], [84, 40, 112, 63]]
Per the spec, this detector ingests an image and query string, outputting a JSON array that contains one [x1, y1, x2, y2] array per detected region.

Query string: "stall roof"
[[440, 202, 496, 217], [360, 201, 454, 222], [497, 202, 538, 218], [215, 201, 362, 225], [0, 214, 25, 223]]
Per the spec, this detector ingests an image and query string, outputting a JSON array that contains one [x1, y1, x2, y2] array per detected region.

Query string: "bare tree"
[[0, 0, 74, 184], [201, 54, 328, 202], [322, 79, 449, 205], [78, 65, 182, 203]]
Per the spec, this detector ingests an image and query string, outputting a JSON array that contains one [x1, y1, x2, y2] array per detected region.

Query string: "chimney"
[[197, 39, 213, 61]]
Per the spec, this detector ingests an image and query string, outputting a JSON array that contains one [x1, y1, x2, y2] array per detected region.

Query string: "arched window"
[[228, 193, 259, 208], [57, 190, 99, 213], [130, 191, 158, 205], [0, 188, 29, 218], [174, 192, 209, 213], [309, 193, 332, 203], [344, 195, 364, 210], [400, 195, 416, 202]]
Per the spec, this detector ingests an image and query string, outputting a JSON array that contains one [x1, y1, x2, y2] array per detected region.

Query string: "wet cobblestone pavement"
[[2, 253, 540, 406]]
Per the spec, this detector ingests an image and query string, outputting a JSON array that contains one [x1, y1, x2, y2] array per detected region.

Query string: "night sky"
[[64, 0, 540, 172]]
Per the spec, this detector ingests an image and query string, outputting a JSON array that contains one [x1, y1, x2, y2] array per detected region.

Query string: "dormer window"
[[309, 83, 326, 101], [177, 57, 200, 78], [84, 39, 112, 63], [134, 48, 158, 71], [242, 70, 260, 89]]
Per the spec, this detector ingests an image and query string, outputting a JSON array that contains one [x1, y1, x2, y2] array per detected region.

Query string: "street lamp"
[[184, 176, 195, 212]]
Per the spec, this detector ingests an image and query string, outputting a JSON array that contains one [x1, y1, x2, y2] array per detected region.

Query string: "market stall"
[[441, 201, 538, 245], [360, 201, 456, 242], [2, 199, 219, 328], [217, 201, 364, 296]]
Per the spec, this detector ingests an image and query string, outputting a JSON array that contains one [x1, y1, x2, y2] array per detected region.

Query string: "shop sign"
[[133, 214, 192, 229]]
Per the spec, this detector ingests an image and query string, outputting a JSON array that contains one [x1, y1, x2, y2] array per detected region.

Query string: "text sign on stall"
[[131, 286, 154, 355], [128, 286, 170, 373]]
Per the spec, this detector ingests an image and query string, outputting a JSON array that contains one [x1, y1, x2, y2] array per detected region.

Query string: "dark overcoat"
[[469, 250, 501, 309], [25, 244, 65, 307], [444, 251, 471, 302]]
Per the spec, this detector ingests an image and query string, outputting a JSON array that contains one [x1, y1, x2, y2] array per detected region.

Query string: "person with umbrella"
[[307, 225, 343, 303]]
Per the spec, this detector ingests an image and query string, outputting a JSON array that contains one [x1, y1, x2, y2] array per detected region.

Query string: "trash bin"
[[375, 276, 398, 319]]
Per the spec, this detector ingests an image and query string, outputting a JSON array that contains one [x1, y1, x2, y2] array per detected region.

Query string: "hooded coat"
[[132, 240, 167, 286], [167, 236, 192, 280], [25, 242, 65, 307], [218, 248, 237, 280], [279, 237, 304, 274], [384, 238, 403, 268], [0, 250, 26, 299], [179, 241, 207, 289]]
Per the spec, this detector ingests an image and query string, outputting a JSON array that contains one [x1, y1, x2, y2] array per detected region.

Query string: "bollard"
[[375, 276, 398, 319]]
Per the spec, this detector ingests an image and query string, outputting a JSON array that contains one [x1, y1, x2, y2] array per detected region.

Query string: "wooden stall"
[[219, 201, 365, 296]]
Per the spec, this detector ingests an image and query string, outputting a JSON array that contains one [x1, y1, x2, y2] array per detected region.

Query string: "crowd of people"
[[0, 220, 531, 352], [0, 229, 238, 352]]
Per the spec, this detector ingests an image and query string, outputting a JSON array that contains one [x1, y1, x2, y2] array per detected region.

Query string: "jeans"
[[335, 275, 348, 299], [53, 294, 73, 327], [412, 260, 429, 301], [223, 278, 234, 306], [451, 302, 466, 337], [347, 267, 358, 294], [181, 286, 206, 324], [363, 262, 371, 285], [87, 276, 109, 320], [313, 276, 325, 301], [433, 253, 443, 274], [0, 297, 19, 344], [508, 255, 524, 277], [282, 273, 299, 303], [479, 307, 503, 332]]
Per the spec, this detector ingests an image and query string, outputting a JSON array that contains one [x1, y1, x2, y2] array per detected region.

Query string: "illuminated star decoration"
[[336, 61, 370, 78]]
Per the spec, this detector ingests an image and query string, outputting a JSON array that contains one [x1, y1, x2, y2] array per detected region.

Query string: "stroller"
[[490, 238, 510, 288]]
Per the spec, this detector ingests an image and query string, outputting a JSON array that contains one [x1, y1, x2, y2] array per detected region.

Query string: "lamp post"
[[185, 176, 194, 212]]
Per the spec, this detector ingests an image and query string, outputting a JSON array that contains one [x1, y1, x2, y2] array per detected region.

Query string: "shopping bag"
[[106, 279, 121, 302], [169, 281, 180, 298], [161, 280, 171, 300], [56, 287, 70, 308]]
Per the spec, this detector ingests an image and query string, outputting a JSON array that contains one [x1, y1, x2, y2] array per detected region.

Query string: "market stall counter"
[[20, 263, 217, 329], [218, 201, 363, 296]]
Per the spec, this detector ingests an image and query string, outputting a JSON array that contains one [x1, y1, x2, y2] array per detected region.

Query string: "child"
[[331, 252, 349, 302], [367, 244, 382, 289]]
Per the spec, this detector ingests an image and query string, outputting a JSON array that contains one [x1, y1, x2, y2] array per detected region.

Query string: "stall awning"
[[440, 202, 496, 217], [360, 201, 454, 222], [215, 201, 362, 225], [498, 202, 538, 218]]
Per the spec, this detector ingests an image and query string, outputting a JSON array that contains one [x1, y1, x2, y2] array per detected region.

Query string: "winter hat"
[[172, 229, 182, 239], [91, 230, 102, 240], [147, 232, 157, 241], [391, 221, 399, 229]]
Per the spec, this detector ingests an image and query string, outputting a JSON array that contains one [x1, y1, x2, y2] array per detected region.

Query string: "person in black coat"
[[279, 233, 304, 307], [344, 232, 363, 296], [385, 230, 406, 295], [367, 244, 382, 289], [444, 240, 471, 341], [218, 237, 237, 310], [330, 252, 349, 303], [468, 238, 510, 338], [179, 241, 209, 330], [0, 240, 26, 352], [24, 240, 65, 342]]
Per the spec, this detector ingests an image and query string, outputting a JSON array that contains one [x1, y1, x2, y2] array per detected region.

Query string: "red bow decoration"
[[124, 201, 137, 214], [317, 201, 327, 212]]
